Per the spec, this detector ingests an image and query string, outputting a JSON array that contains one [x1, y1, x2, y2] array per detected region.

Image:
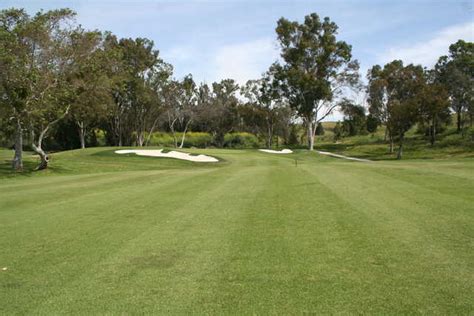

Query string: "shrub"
[[224, 132, 260, 148], [148, 132, 212, 148]]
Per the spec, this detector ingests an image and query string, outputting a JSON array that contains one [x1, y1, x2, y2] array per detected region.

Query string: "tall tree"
[[418, 71, 450, 146], [242, 69, 283, 148], [273, 13, 360, 150], [68, 29, 112, 149], [103, 36, 170, 147], [196, 79, 239, 147], [163, 74, 197, 148], [368, 60, 424, 159], [367, 63, 395, 152], [435, 40, 474, 132], [0, 8, 77, 170]]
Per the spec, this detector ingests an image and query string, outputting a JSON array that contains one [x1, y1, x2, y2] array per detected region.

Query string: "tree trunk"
[[397, 134, 404, 160], [137, 132, 144, 147], [168, 113, 178, 148], [387, 128, 394, 153], [32, 144, 49, 170], [77, 121, 86, 149], [307, 121, 315, 151], [267, 126, 272, 149], [430, 118, 436, 146], [144, 116, 161, 146], [30, 105, 70, 170], [266, 117, 273, 149], [178, 120, 191, 149], [12, 121, 23, 171], [457, 110, 462, 133], [171, 129, 177, 148]]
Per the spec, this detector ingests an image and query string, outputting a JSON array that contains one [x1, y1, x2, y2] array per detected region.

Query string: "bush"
[[366, 115, 378, 134], [95, 129, 107, 147], [224, 132, 260, 148], [333, 122, 343, 141], [148, 132, 212, 148]]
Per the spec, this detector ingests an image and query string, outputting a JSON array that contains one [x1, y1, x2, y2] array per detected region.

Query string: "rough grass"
[[315, 125, 474, 160], [0, 147, 473, 314]]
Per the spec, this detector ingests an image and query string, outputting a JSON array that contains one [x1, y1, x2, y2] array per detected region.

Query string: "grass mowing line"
[[32, 162, 271, 314], [0, 168, 216, 224], [0, 148, 473, 314], [309, 163, 473, 267], [301, 162, 473, 314], [1, 169, 226, 314]]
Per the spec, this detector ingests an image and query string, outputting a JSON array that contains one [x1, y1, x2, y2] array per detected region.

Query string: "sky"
[[2, 0, 473, 119]]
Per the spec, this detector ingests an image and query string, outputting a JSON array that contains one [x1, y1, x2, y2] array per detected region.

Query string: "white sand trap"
[[259, 149, 293, 154], [317, 151, 371, 162], [115, 149, 218, 162]]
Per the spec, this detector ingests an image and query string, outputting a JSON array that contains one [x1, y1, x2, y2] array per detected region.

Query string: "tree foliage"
[[273, 13, 360, 150]]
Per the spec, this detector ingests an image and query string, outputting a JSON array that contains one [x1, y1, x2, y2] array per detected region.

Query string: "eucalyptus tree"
[[163, 74, 197, 148], [273, 13, 360, 150], [367, 64, 395, 151], [368, 60, 424, 159], [418, 71, 450, 145], [194, 79, 239, 147], [435, 40, 473, 132], [242, 68, 283, 148], [104, 36, 170, 146], [0, 8, 78, 170], [68, 29, 112, 149]]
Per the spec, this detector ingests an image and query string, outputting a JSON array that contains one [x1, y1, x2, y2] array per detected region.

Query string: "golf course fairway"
[[0, 148, 473, 314]]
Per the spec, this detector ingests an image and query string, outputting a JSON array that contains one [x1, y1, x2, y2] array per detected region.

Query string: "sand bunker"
[[115, 149, 218, 162], [259, 149, 293, 154]]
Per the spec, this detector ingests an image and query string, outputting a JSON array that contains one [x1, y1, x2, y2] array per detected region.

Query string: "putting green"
[[0, 148, 473, 314]]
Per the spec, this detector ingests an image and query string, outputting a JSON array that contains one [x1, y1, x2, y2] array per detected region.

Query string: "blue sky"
[[1, 0, 473, 119]]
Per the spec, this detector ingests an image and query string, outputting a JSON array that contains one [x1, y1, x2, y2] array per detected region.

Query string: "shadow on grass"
[[0, 159, 38, 178]]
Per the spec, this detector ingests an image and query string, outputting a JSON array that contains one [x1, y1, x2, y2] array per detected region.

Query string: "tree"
[[418, 71, 450, 145], [368, 60, 425, 158], [273, 13, 360, 150], [68, 29, 112, 149], [241, 69, 285, 148], [196, 79, 239, 147], [367, 64, 394, 151], [0, 8, 78, 170], [163, 74, 196, 148], [0, 8, 34, 170], [390, 63, 425, 159], [339, 99, 366, 136], [435, 40, 474, 132], [102, 36, 171, 147]]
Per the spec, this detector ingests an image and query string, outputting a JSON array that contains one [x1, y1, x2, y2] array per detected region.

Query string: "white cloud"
[[378, 22, 474, 67], [211, 38, 279, 85]]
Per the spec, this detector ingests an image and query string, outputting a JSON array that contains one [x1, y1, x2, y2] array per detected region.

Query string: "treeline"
[[0, 9, 472, 170]]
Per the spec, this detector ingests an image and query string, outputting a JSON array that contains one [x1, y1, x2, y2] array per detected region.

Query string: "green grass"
[[1, 147, 473, 314], [315, 125, 474, 160]]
